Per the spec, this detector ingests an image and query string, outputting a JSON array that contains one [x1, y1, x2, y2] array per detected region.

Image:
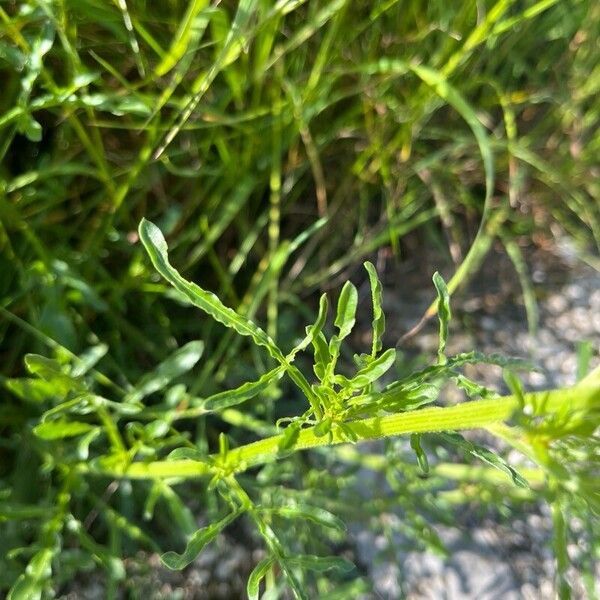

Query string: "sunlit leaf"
[[364, 261, 385, 356], [334, 281, 357, 340], [204, 366, 285, 411], [139, 219, 285, 363], [336, 348, 396, 390]]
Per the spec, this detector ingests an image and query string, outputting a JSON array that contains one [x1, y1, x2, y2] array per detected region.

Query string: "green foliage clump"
[[1, 221, 598, 599]]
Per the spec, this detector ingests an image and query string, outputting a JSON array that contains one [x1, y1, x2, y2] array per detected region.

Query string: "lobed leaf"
[[139, 219, 285, 363]]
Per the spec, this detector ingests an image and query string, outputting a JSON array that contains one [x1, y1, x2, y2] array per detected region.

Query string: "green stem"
[[85, 382, 598, 481]]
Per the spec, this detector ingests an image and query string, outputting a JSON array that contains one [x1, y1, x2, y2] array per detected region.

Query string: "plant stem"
[[85, 382, 598, 482]]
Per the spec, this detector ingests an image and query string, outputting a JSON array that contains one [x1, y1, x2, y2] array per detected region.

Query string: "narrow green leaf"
[[336, 348, 396, 390], [139, 219, 285, 363], [167, 447, 206, 461], [247, 556, 274, 600], [5, 378, 68, 403], [312, 332, 331, 382], [376, 381, 440, 411], [314, 417, 332, 438], [270, 505, 346, 532], [288, 294, 328, 359], [24, 354, 82, 389], [278, 422, 301, 452], [19, 116, 42, 142], [432, 272, 451, 364], [334, 281, 358, 340], [503, 370, 526, 407], [551, 499, 571, 600], [204, 366, 285, 411], [7, 548, 53, 600], [410, 433, 429, 473], [364, 262, 385, 356], [33, 420, 97, 440], [442, 433, 528, 488], [70, 343, 109, 377], [576, 340, 593, 382], [125, 340, 204, 403], [454, 375, 494, 399], [154, 0, 210, 76], [286, 554, 354, 573], [161, 510, 242, 570]]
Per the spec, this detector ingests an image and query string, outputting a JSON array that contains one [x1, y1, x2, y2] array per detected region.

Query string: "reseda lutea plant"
[[4, 219, 599, 599]]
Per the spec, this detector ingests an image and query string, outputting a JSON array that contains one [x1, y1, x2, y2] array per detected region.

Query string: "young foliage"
[[2, 224, 598, 599]]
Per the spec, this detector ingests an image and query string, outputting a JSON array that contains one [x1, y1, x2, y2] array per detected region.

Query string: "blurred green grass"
[[1, 0, 598, 385]]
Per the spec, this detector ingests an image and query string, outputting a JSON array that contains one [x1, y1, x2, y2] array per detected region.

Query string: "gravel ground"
[[60, 243, 599, 599], [351, 242, 600, 600]]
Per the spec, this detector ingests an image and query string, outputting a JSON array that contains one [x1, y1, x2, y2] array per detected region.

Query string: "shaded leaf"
[[161, 510, 242, 570], [314, 417, 332, 438], [270, 505, 346, 532], [278, 422, 301, 452], [125, 340, 204, 403], [410, 433, 429, 473], [154, 0, 210, 76], [286, 554, 354, 573], [33, 420, 97, 440], [442, 433, 528, 488]]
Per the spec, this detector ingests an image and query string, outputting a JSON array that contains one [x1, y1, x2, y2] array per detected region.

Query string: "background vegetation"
[[0, 0, 599, 598]]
